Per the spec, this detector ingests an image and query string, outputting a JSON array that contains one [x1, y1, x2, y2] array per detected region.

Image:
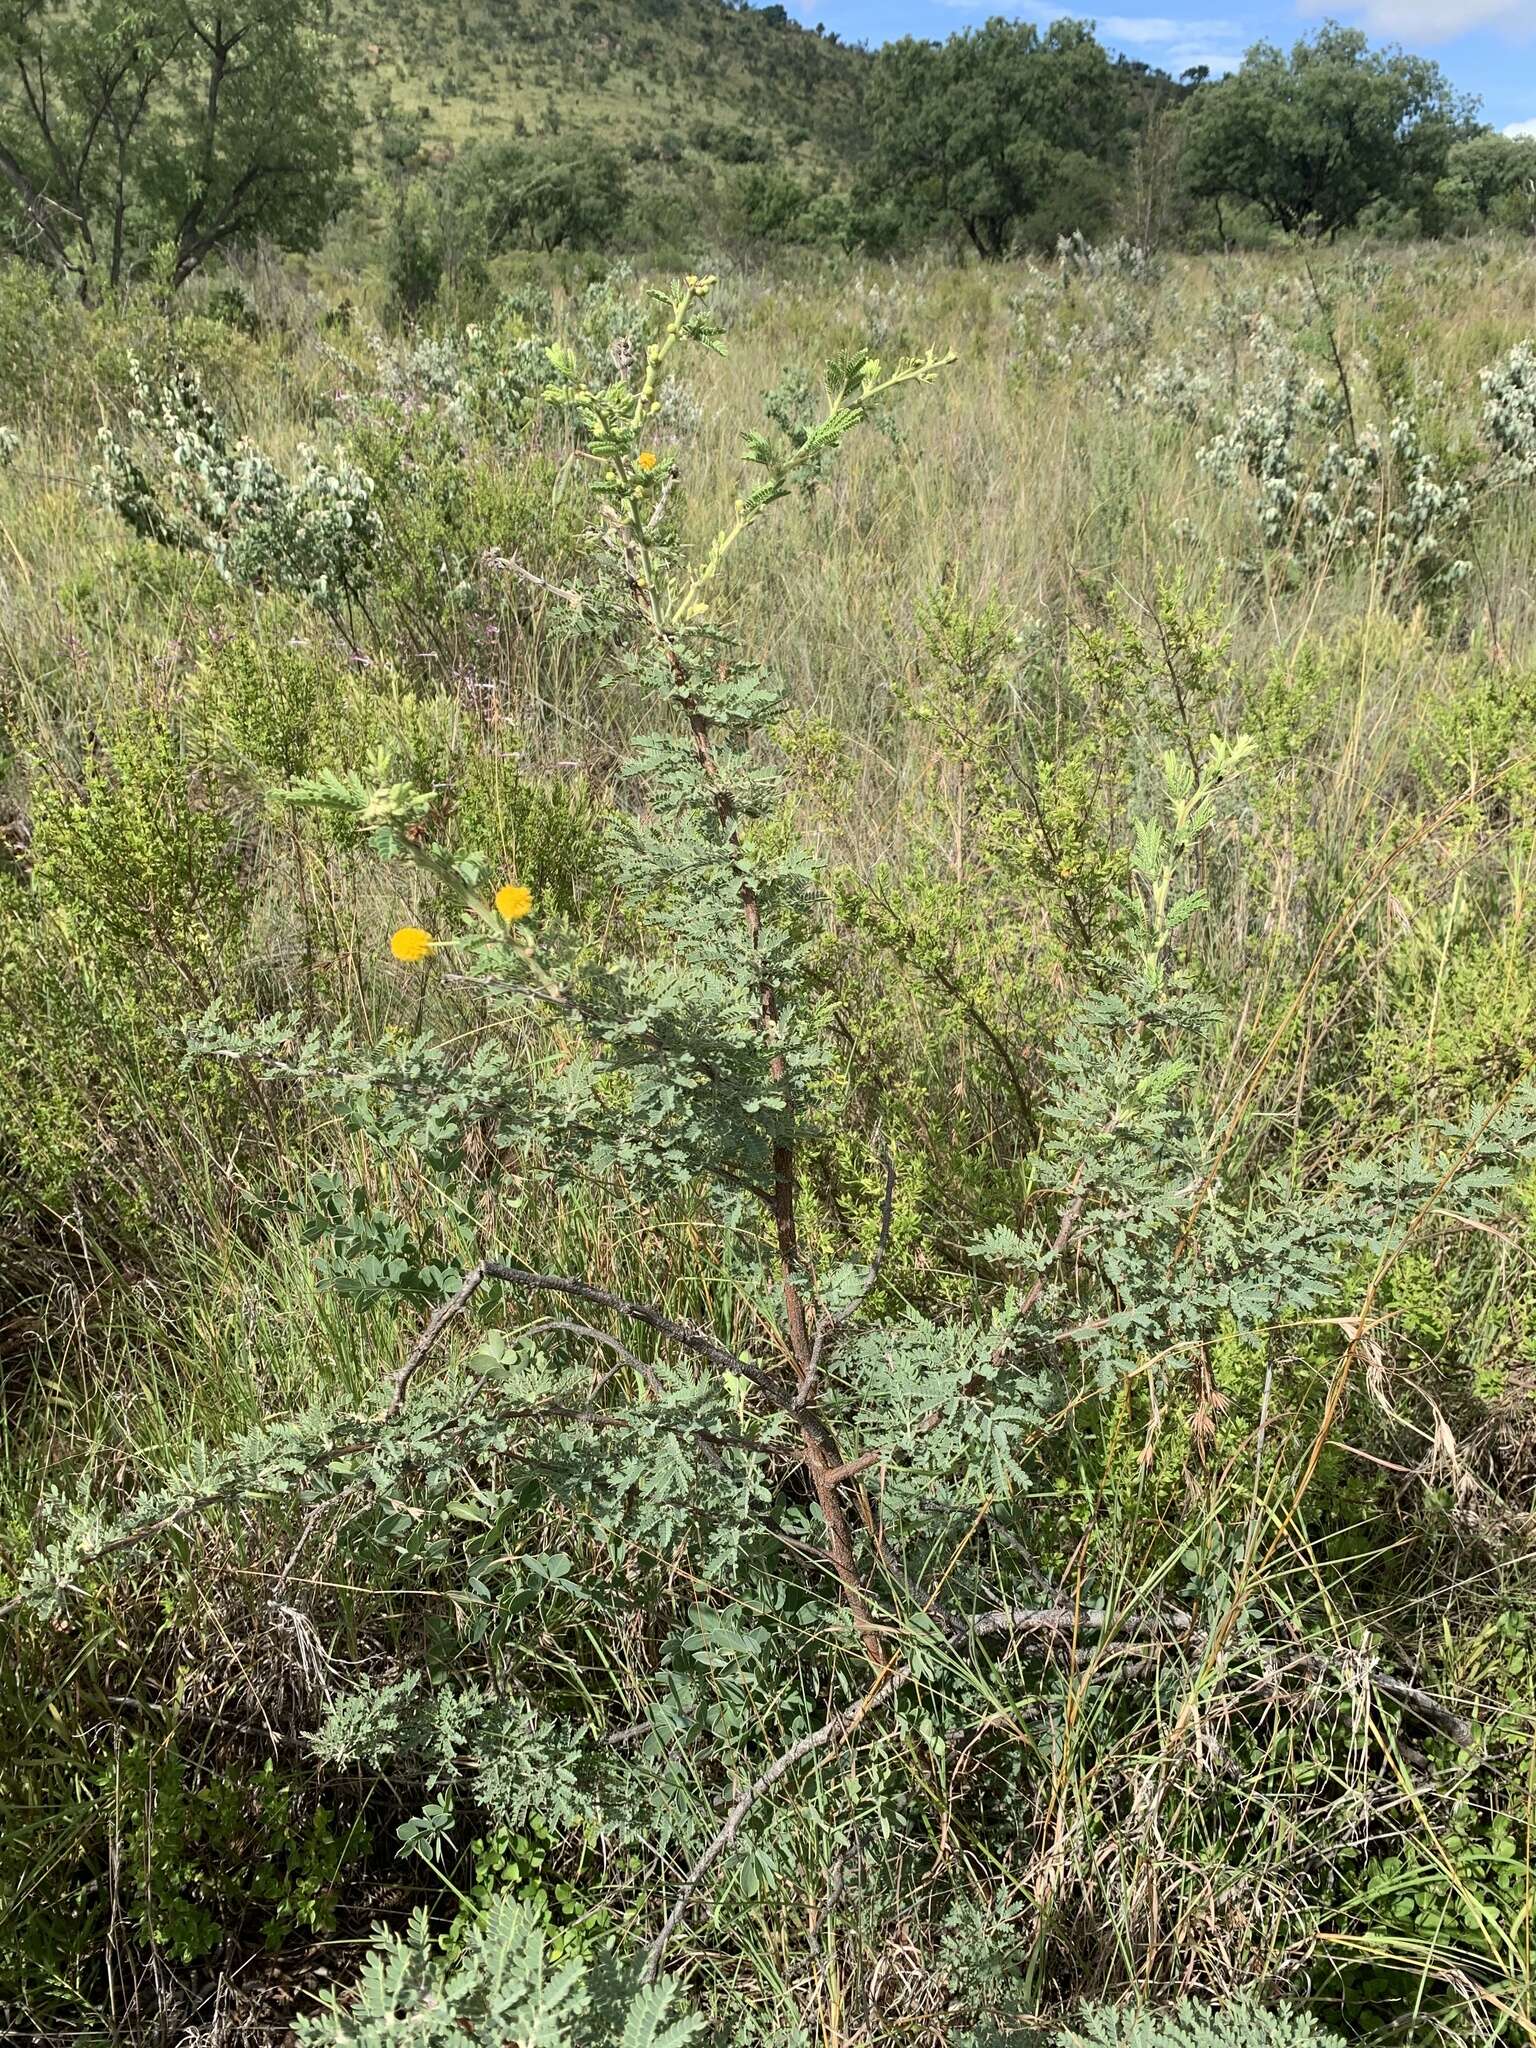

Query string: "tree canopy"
[[1436, 131, 1536, 227], [457, 139, 631, 256], [863, 17, 1125, 260], [0, 0, 352, 291], [1182, 24, 1474, 239]]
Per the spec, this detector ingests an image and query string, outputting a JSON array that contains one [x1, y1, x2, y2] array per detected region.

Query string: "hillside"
[[327, 0, 870, 178]]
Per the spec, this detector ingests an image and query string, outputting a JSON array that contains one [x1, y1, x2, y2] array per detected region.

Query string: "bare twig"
[[482, 549, 587, 610], [386, 1266, 493, 1417], [519, 1316, 663, 1398], [640, 1598, 1198, 1979], [385, 1260, 811, 1431], [641, 1660, 905, 1981], [964, 1601, 1194, 1643], [1304, 256, 1357, 452], [1015, 1166, 1089, 1321], [1292, 1650, 1474, 1748]]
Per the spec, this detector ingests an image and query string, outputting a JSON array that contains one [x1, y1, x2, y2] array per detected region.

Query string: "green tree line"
[[3, 3, 1535, 299]]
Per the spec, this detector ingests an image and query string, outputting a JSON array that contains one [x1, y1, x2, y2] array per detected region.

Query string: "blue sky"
[[787, 2, 1536, 134]]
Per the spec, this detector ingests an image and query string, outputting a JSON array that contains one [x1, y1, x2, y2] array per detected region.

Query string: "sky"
[[786, 1, 1536, 134]]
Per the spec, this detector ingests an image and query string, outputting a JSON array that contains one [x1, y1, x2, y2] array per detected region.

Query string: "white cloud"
[[1505, 119, 1536, 137], [1163, 48, 1242, 72], [1097, 15, 1240, 42], [1308, 1, 1530, 39], [1094, 14, 1246, 72], [927, 3, 1245, 70]]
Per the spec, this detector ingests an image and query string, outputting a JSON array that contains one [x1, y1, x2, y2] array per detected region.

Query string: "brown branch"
[[0, 133, 76, 273], [641, 1659, 905, 1982], [384, 1260, 806, 1428], [0, 1382, 780, 1626], [645, 634, 882, 1665], [640, 1599, 1197, 1980], [387, 1241, 884, 1659]]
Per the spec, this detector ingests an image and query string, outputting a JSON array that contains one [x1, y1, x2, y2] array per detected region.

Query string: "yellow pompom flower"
[[635, 450, 659, 473], [389, 925, 434, 963], [495, 883, 534, 923]]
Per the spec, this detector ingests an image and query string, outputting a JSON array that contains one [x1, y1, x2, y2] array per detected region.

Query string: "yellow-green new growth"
[[677, 345, 957, 626], [544, 272, 954, 644]]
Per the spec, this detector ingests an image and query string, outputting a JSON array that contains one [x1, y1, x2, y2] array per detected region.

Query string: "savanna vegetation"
[[5, 5, 1536, 2048], [7, 1, 1536, 295]]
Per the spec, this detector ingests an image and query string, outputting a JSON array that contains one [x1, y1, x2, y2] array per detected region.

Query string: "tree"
[[385, 180, 445, 319], [455, 138, 628, 254], [1126, 100, 1192, 250], [384, 176, 489, 321], [1182, 25, 1474, 240], [1436, 131, 1536, 229], [724, 163, 810, 241], [0, 0, 352, 292], [863, 17, 1125, 261]]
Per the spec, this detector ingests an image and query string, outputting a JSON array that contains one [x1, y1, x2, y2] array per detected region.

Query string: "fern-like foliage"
[[295, 1897, 701, 2048], [1055, 2003, 1343, 2048]]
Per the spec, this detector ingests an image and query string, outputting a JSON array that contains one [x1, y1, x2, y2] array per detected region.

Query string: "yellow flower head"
[[635, 450, 659, 474], [495, 882, 534, 923], [389, 925, 434, 963]]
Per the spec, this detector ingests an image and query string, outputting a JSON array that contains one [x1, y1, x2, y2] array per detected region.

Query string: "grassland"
[[3, 236, 1536, 2043]]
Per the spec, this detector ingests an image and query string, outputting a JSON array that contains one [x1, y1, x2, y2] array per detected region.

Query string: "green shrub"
[[191, 633, 353, 781], [0, 1726, 372, 2012], [0, 719, 247, 1213], [10, 254, 1536, 2048], [1055, 2007, 1342, 2048], [0, 258, 75, 422], [297, 1898, 699, 2048], [16, 272, 1536, 2045], [93, 360, 382, 615]]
